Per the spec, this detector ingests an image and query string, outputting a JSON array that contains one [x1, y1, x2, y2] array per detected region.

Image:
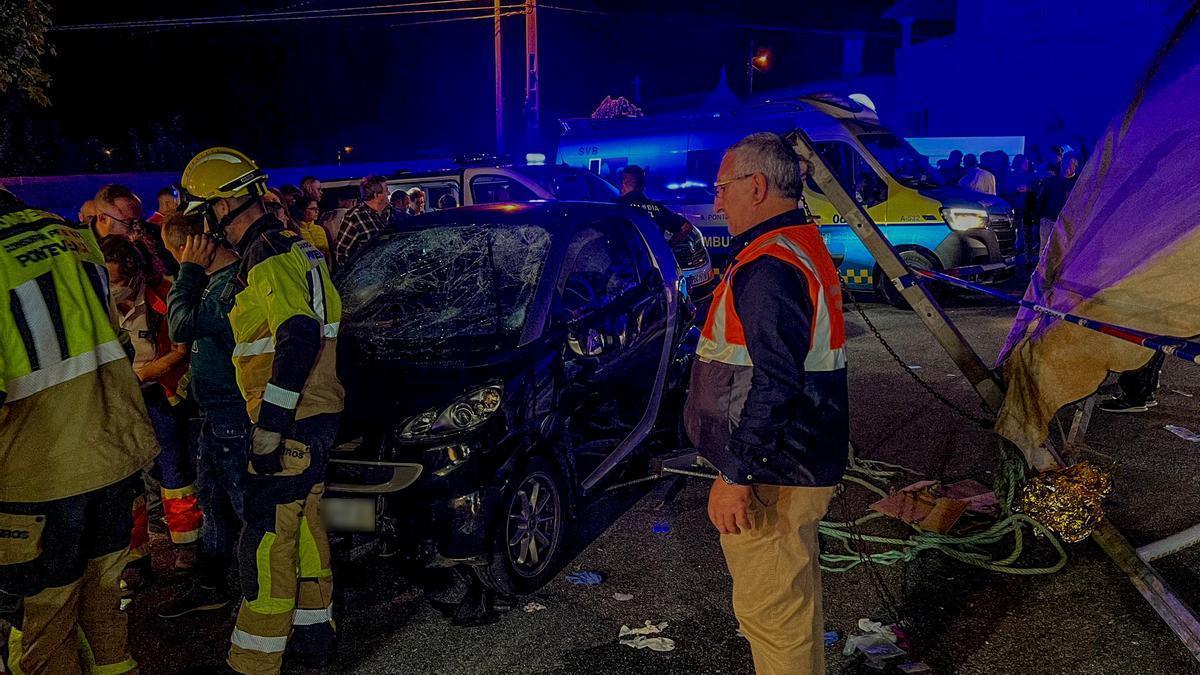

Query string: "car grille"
[[987, 214, 1017, 257]]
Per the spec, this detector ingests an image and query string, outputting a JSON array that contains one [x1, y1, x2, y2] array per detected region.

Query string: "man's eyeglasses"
[[710, 173, 756, 197], [100, 212, 140, 228]]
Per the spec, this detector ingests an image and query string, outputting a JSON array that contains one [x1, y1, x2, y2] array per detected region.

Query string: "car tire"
[[476, 456, 567, 595], [875, 249, 940, 309]]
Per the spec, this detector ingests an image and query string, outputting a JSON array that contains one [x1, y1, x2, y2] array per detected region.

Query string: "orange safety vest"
[[698, 224, 846, 371]]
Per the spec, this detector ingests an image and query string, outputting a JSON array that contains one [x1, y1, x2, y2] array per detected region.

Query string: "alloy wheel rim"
[[507, 472, 560, 577]]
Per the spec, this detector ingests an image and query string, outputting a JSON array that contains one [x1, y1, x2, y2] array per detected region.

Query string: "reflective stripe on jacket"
[[0, 199, 159, 502], [230, 216, 343, 430], [698, 224, 846, 369], [685, 214, 849, 487]]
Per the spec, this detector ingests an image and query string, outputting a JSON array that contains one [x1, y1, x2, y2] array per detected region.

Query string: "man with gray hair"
[[334, 175, 391, 267], [684, 132, 849, 674]]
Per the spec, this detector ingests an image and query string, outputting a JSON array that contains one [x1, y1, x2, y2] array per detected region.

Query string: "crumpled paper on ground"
[[618, 621, 676, 652]]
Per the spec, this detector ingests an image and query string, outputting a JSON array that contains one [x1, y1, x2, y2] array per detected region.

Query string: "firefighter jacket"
[[230, 214, 343, 433], [0, 195, 159, 502], [683, 209, 849, 486]]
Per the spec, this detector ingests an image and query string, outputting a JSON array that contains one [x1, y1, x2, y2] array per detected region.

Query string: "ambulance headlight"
[[941, 208, 988, 231]]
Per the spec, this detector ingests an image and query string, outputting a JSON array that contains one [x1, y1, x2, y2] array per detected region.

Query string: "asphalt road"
[[127, 294, 1200, 675]]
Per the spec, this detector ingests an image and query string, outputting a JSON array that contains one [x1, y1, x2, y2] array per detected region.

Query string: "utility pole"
[[524, 0, 540, 149], [746, 37, 755, 94], [494, 0, 504, 154]]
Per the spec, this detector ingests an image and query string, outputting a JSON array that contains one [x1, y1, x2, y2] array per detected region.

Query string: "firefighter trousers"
[[228, 414, 339, 675], [0, 473, 142, 675]]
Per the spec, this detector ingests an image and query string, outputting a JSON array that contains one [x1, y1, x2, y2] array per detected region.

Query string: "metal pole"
[[787, 127, 1200, 660], [746, 37, 754, 94], [524, 0, 540, 148], [785, 130, 1022, 448], [494, 0, 504, 154]]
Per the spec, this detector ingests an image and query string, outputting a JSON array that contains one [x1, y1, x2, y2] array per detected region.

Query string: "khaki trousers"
[[720, 484, 836, 675]]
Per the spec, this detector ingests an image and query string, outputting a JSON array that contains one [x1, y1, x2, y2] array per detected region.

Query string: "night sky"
[[2, 1, 900, 175]]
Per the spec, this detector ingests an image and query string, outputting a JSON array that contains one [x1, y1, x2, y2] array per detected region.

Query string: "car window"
[[558, 219, 642, 318], [549, 171, 592, 200], [471, 175, 540, 204], [391, 182, 459, 211], [805, 140, 887, 208]]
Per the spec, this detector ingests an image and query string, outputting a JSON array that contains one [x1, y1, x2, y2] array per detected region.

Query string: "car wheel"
[[875, 250, 939, 309], [477, 457, 566, 595]]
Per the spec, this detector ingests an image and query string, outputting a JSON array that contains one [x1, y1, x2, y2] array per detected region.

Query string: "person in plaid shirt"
[[333, 175, 391, 267]]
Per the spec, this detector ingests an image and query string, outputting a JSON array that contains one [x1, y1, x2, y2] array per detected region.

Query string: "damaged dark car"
[[328, 202, 698, 593]]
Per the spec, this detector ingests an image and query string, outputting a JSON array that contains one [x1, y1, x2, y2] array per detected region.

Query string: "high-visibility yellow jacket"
[[0, 195, 159, 502], [230, 215, 343, 431]]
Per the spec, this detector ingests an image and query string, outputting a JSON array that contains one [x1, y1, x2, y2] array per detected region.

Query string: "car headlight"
[[941, 207, 989, 231], [400, 385, 503, 439]]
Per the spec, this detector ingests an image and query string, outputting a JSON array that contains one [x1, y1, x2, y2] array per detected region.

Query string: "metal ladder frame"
[[786, 128, 1200, 659]]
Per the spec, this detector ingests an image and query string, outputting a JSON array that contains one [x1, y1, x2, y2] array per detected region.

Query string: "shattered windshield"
[[859, 133, 944, 189], [339, 224, 552, 356]]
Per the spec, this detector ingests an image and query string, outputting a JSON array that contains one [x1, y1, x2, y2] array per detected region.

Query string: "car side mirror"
[[567, 326, 605, 357]]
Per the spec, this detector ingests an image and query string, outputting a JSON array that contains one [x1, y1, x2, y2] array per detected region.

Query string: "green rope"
[[819, 443, 1068, 575]]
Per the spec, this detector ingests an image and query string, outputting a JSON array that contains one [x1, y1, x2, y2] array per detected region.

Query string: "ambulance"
[[557, 94, 1018, 305]]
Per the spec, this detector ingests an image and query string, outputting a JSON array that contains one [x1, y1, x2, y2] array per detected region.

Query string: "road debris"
[[824, 630, 840, 647], [652, 521, 671, 534], [1172, 389, 1193, 398], [613, 592, 634, 602], [523, 602, 547, 613], [618, 621, 675, 652], [1166, 425, 1200, 442], [566, 571, 604, 585]]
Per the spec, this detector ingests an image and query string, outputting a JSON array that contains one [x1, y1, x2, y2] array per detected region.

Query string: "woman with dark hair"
[[291, 196, 332, 260], [100, 236, 201, 582], [264, 187, 297, 232]]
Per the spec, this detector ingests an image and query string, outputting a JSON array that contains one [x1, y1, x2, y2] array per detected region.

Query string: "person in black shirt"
[[616, 165, 692, 244]]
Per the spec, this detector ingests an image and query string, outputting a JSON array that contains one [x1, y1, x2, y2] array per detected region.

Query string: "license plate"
[[322, 497, 376, 532]]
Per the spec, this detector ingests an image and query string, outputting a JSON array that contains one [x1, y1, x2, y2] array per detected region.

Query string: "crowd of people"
[[935, 144, 1083, 255], [0, 133, 850, 675], [0, 146, 370, 674], [0, 128, 1160, 675]]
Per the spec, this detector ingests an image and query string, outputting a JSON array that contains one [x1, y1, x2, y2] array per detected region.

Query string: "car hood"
[[917, 185, 1012, 215], [338, 340, 534, 424]]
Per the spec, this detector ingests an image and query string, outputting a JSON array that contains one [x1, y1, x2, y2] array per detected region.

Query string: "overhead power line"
[[52, 1, 526, 32]]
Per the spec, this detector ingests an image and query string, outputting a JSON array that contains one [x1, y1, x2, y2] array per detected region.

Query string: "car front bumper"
[[324, 447, 503, 564]]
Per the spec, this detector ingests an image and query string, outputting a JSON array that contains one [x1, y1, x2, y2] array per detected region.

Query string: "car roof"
[[398, 200, 631, 229]]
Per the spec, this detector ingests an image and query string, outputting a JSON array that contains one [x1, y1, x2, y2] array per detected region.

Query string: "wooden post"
[[524, 0, 540, 148], [494, 0, 504, 154]]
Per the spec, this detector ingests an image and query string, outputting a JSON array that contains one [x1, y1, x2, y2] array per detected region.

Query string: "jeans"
[[145, 390, 202, 544], [196, 414, 250, 589]]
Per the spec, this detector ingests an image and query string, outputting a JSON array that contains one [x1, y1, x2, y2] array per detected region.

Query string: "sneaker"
[[157, 584, 230, 618], [121, 559, 155, 597], [1098, 397, 1157, 413]]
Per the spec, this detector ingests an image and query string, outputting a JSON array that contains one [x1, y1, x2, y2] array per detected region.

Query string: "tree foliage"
[[0, 0, 54, 106]]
